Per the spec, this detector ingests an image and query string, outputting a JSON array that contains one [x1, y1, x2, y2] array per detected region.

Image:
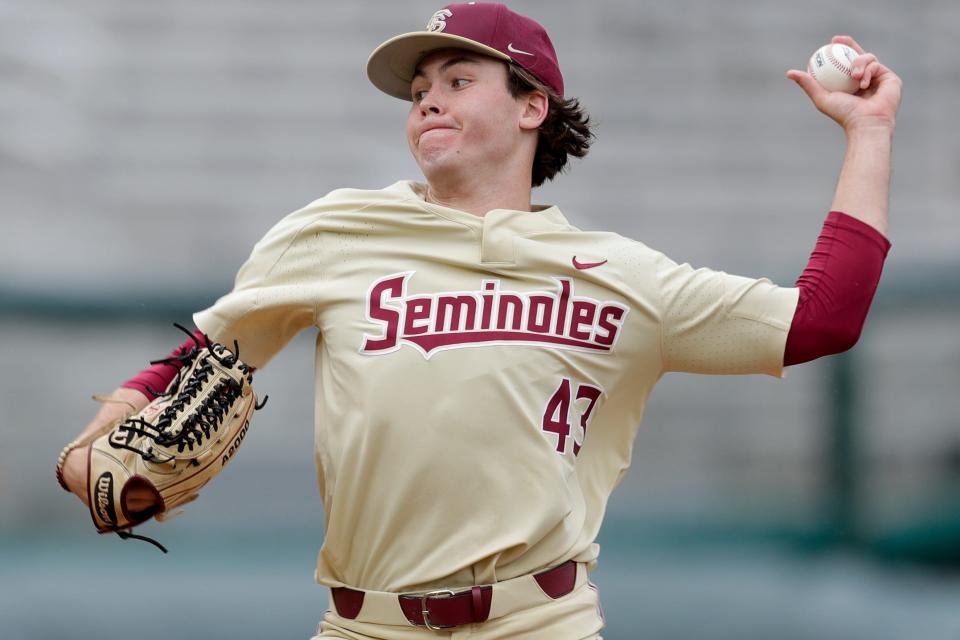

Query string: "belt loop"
[[471, 586, 484, 622]]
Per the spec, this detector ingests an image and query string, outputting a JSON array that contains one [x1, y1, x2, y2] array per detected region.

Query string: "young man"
[[59, 3, 901, 638]]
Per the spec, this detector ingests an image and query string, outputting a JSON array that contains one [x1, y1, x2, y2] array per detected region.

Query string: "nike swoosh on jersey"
[[507, 43, 535, 57], [572, 257, 608, 270]]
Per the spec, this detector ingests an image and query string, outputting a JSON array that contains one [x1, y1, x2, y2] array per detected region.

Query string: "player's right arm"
[[58, 328, 208, 503], [61, 195, 330, 504]]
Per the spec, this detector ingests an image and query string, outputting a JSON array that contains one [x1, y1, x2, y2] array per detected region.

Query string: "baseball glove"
[[85, 328, 265, 552]]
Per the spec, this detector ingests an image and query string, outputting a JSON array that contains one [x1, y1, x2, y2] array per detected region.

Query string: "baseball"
[[808, 43, 860, 93]]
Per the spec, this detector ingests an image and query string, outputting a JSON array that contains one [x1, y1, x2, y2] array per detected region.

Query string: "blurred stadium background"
[[1, 1, 958, 638]]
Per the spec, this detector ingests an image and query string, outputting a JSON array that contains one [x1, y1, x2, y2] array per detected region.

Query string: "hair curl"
[[505, 63, 595, 188]]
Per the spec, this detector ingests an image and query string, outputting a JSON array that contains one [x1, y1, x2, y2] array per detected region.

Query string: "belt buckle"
[[420, 589, 457, 630]]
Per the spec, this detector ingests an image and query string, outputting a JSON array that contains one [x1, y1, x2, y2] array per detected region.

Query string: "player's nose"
[[417, 87, 444, 116]]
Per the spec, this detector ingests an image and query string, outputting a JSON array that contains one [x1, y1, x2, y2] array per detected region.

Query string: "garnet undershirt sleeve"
[[783, 211, 892, 366]]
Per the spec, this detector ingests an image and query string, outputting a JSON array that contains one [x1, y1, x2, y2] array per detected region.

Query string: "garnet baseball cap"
[[367, 2, 564, 101]]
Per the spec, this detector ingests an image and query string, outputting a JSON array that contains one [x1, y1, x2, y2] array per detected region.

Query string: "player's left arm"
[[787, 35, 903, 236], [781, 36, 902, 365]]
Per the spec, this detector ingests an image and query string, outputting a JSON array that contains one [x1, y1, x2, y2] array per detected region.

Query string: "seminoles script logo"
[[360, 272, 629, 359]]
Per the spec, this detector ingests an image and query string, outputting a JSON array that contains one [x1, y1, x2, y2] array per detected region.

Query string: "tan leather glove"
[[85, 337, 264, 552]]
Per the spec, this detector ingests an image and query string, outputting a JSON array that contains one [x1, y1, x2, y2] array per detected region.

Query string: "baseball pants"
[[311, 578, 605, 639]]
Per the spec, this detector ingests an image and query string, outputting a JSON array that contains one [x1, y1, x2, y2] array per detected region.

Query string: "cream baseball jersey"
[[193, 180, 799, 593]]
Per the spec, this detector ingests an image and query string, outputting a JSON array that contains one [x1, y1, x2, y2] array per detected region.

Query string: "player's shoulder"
[[304, 181, 413, 210], [256, 181, 415, 242], [231, 182, 417, 280], [284, 181, 413, 223]]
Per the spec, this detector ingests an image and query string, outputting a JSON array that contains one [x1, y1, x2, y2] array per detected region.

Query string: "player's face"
[[406, 50, 530, 185]]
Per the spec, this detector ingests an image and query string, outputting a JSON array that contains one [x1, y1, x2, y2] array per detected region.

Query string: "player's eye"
[[412, 78, 468, 101]]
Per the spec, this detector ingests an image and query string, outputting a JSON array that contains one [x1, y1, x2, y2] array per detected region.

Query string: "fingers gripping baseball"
[[831, 36, 881, 91], [851, 53, 878, 89], [787, 35, 902, 132]]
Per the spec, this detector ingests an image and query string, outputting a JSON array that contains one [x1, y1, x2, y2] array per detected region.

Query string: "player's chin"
[[414, 145, 459, 175], [416, 134, 458, 157]]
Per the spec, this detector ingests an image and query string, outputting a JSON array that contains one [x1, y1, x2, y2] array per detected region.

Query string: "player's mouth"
[[420, 127, 456, 141], [418, 122, 459, 143]]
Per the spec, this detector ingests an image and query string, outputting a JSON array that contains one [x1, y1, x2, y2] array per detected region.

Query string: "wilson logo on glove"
[[94, 471, 117, 526]]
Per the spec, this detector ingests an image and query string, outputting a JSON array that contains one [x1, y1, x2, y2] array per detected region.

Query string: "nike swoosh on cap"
[[507, 43, 535, 57]]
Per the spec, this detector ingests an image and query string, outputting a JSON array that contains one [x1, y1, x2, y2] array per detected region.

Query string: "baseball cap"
[[367, 2, 564, 101]]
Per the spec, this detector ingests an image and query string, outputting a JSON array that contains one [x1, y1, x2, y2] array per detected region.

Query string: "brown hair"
[[505, 63, 595, 188]]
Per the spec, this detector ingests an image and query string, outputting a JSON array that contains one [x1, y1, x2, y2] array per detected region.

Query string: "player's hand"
[[62, 448, 90, 504], [60, 387, 150, 504], [786, 36, 902, 134]]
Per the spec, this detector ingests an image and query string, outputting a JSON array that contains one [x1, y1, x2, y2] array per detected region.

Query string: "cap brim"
[[367, 32, 510, 101]]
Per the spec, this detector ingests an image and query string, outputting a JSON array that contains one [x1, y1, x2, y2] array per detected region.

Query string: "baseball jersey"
[[193, 180, 799, 593]]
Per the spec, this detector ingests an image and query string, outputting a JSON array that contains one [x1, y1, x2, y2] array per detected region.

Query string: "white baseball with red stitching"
[[807, 43, 859, 93]]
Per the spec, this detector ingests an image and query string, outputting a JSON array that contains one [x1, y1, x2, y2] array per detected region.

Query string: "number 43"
[[541, 378, 603, 456]]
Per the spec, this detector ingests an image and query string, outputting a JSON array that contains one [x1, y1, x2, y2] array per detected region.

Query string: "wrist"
[[844, 117, 895, 139], [57, 441, 89, 503], [62, 447, 89, 502]]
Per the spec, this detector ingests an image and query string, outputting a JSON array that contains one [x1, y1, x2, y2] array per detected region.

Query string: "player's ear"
[[519, 89, 549, 131]]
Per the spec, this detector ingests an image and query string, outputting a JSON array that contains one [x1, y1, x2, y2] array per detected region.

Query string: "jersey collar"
[[399, 180, 571, 233]]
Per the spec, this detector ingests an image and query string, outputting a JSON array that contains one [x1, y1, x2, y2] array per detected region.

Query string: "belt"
[[330, 560, 585, 630]]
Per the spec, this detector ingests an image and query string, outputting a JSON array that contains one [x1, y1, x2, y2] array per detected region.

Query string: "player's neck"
[[424, 171, 533, 217]]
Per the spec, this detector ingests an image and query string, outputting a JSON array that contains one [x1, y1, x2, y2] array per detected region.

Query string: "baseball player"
[[58, 3, 901, 638]]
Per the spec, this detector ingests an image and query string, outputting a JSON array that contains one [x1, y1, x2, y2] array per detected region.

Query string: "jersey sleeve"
[[653, 252, 800, 378], [192, 205, 325, 369]]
